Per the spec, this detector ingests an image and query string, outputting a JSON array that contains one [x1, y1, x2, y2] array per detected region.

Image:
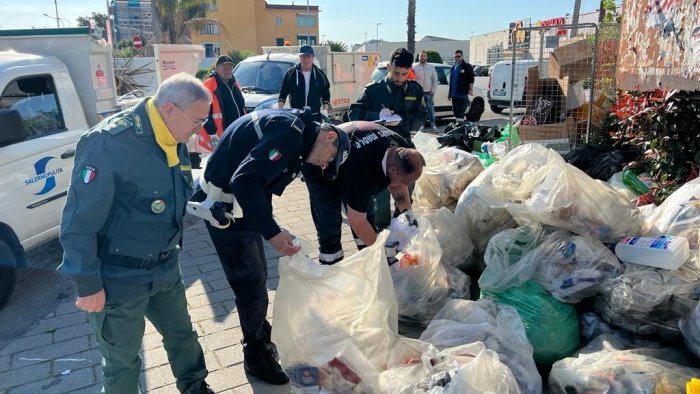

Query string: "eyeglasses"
[[175, 104, 206, 128], [454, 55, 462, 59]]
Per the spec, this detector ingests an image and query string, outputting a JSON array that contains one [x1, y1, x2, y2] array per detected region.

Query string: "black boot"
[[183, 381, 215, 394], [244, 347, 290, 385]]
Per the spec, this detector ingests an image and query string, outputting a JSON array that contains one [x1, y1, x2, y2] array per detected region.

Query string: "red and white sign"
[[133, 35, 143, 49]]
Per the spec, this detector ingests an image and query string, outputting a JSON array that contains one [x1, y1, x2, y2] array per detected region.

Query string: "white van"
[[487, 59, 548, 113]]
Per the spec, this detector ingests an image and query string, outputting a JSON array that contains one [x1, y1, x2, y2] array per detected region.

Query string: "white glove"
[[403, 209, 417, 226], [210, 134, 220, 148]]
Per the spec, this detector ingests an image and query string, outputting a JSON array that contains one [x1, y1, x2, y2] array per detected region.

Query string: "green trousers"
[[89, 253, 207, 394]]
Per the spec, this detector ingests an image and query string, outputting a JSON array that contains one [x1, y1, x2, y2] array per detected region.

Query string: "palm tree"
[[325, 40, 348, 52], [150, 0, 217, 44], [407, 0, 416, 54]]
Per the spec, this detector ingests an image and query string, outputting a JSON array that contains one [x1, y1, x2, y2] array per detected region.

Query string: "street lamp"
[[42, 13, 66, 27], [322, 34, 326, 44], [376, 22, 381, 53]]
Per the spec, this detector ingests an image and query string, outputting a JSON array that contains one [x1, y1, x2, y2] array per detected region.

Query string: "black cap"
[[216, 55, 234, 66], [321, 123, 351, 180], [299, 45, 314, 56]]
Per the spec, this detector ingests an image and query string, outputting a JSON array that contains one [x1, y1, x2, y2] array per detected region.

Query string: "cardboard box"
[[548, 38, 593, 81], [517, 116, 577, 142]]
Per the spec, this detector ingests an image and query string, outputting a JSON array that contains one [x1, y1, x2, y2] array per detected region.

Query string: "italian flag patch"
[[82, 165, 97, 184], [268, 149, 282, 161]]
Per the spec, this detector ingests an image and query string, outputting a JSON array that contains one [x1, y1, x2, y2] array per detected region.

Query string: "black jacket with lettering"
[[203, 109, 316, 239]]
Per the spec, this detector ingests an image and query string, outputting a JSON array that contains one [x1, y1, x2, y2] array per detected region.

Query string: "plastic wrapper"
[[594, 263, 699, 338], [418, 299, 541, 394], [454, 144, 554, 253], [549, 334, 700, 394], [607, 171, 638, 203], [412, 131, 441, 157], [480, 224, 545, 292], [272, 233, 398, 392], [481, 280, 580, 365], [379, 338, 523, 394], [680, 302, 700, 359], [420, 207, 474, 270], [529, 230, 622, 303], [389, 217, 469, 326], [414, 147, 484, 209], [503, 146, 644, 243]]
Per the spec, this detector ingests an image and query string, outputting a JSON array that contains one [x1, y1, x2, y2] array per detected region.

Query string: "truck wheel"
[[0, 240, 17, 310], [490, 105, 503, 114]]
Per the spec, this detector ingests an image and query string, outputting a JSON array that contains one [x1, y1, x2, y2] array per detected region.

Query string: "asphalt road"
[[0, 76, 517, 352]]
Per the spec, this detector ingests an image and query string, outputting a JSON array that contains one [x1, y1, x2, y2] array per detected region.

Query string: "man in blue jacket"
[[190, 109, 350, 385], [448, 49, 475, 122]]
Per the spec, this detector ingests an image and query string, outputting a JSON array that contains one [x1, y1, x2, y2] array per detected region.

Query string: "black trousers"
[[204, 218, 272, 353], [301, 164, 377, 264], [451, 96, 470, 121]]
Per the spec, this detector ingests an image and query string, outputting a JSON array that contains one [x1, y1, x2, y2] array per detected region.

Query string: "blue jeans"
[[423, 93, 436, 127]]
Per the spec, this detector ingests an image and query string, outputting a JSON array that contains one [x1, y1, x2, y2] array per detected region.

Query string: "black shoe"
[[185, 381, 215, 394], [244, 348, 290, 385]]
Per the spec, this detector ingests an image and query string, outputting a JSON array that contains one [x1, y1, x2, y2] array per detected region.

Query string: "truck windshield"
[[234, 61, 294, 94]]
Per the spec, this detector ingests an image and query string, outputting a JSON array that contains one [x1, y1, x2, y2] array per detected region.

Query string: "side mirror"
[[0, 109, 29, 148]]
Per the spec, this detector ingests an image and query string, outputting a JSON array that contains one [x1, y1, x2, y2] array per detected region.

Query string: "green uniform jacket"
[[59, 99, 193, 297], [348, 77, 427, 143]]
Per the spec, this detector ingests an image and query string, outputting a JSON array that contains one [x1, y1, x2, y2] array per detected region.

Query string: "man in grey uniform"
[[59, 73, 215, 394]]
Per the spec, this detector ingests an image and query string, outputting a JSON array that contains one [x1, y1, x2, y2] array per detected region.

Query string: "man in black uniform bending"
[[348, 47, 426, 230], [190, 109, 350, 384], [304, 121, 425, 264]]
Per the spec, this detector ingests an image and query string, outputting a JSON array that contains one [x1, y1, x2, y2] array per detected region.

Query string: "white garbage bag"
[[414, 147, 484, 209], [421, 207, 474, 270]]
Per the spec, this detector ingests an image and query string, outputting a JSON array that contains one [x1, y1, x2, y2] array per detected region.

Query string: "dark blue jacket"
[[277, 63, 331, 113], [203, 109, 316, 239]]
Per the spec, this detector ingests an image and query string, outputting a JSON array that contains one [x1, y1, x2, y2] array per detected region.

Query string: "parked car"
[[370, 61, 453, 118], [487, 59, 548, 114], [473, 64, 489, 76]]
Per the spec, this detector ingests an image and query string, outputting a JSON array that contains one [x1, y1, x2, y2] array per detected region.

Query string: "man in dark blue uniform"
[[59, 73, 215, 394], [191, 109, 350, 384], [304, 121, 425, 264]]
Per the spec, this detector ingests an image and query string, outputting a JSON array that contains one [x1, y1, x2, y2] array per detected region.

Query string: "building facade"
[[109, 0, 155, 44], [191, 0, 320, 57], [353, 36, 470, 65]]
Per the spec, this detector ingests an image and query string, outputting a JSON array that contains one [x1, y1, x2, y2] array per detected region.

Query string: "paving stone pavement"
[[0, 177, 357, 394]]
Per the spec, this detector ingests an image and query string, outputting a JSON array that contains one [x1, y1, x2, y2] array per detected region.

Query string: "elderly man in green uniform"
[[59, 73, 215, 394]]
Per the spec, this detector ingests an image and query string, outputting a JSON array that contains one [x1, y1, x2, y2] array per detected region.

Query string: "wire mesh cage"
[[501, 22, 619, 154]]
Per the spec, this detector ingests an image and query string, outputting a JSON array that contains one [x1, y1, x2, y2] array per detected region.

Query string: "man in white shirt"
[[413, 51, 438, 132]]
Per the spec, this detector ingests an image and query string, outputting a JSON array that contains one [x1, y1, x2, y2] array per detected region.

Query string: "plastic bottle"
[[614, 235, 690, 270], [622, 168, 654, 196]]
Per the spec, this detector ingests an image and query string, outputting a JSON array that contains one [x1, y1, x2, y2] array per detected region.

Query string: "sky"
[[0, 0, 603, 45]]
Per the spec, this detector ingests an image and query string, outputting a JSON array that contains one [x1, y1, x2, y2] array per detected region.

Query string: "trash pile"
[[273, 141, 700, 393]]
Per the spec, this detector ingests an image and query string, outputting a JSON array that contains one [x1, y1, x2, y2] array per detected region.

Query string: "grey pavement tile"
[[207, 367, 256, 392], [198, 269, 227, 284], [213, 345, 244, 369], [0, 333, 53, 357], [203, 350, 221, 372], [141, 363, 174, 392], [11, 336, 90, 367], [206, 278, 232, 292], [187, 303, 228, 323], [0, 361, 51, 391], [201, 329, 240, 352], [52, 323, 94, 342], [50, 348, 101, 375], [186, 247, 219, 259], [0, 355, 9, 372], [187, 289, 234, 309], [141, 346, 170, 370], [196, 314, 240, 336], [198, 261, 224, 274], [141, 332, 164, 351], [54, 300, 80, 317], [72, 383, 104, 393], [7, 366, 96, 394], [148, 383, 178, 394], [34, 311, 89, 334], [184, 281, 209, 298]]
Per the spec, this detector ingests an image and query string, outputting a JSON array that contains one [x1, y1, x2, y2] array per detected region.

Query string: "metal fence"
[[502, 23, 620, 153]]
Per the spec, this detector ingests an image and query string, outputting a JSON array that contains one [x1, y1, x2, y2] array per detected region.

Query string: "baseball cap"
[[216, 55, 234, 66], [299, 45, 314, 57], [322, 123, 351, 180]]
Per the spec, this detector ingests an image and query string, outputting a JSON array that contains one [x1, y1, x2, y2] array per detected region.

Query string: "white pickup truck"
[[0, 28, 127, 309]]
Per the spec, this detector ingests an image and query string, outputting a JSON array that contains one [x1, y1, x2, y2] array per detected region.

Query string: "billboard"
[[508, 19, 531, 49]]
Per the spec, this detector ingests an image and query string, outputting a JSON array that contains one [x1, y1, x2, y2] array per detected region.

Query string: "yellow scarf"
[[145, 100, 179, 167]]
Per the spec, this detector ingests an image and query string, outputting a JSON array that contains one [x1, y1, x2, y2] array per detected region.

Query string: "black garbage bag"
[[564, 144, 640, 181], [465, 96, 485, 122], [437, 121, 501, 152]]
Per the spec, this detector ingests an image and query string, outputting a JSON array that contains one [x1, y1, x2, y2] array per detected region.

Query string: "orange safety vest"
[[197, 77, 234, 153]]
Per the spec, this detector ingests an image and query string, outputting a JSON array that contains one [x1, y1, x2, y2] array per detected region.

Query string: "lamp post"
[[53, 0, 60, 28], [376, 22, 381, 53], [42, 13, 65, 27]]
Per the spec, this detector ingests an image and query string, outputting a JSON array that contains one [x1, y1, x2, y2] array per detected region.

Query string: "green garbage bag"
[[481, 280, 579, 365]]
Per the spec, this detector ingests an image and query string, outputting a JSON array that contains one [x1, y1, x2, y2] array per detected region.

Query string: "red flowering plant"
[[609, 89, 700, 204]]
